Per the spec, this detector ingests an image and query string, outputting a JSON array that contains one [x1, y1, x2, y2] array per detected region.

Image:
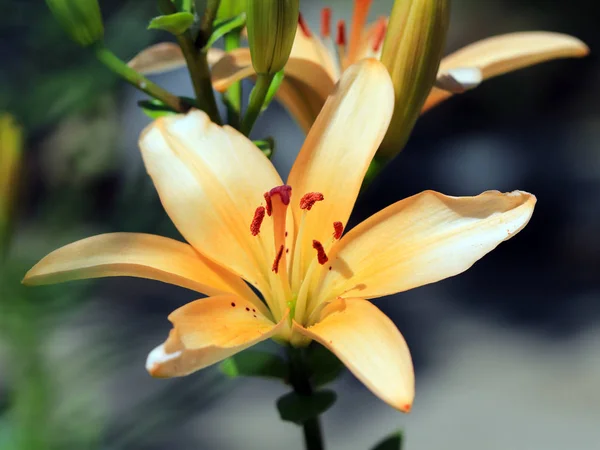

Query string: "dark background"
[[1, 0, 599, 448]]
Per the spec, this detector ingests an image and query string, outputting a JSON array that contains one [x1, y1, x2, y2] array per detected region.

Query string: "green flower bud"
[[217, 0, 246, 20], [0, 114, 23, 253], [379, 0, 450, 157], [246, 0, 299, 75], [46, 0, 104, 47]]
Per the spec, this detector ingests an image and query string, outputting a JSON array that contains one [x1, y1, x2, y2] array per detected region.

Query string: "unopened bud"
[[46, 0, 104, 47], [0, 115, 23, 253], [246, 0, 299, 75], [379, 0, 449, 157]]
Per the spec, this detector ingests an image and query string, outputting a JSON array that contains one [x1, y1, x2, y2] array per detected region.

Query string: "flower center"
[[248, 185, 344, 322], [298, 0, 386, 77]]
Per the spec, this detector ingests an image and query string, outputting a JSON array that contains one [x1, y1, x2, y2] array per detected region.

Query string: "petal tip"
[[145, 343, 182, 378]]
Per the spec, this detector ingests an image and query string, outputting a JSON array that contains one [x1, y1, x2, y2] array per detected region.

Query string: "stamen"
[[250, 206, 266, 236], [300, 192, 324, 211], [336, 20, 347, 67], [348, 0, 374, 64], [321, 8, 332, 38], [312, 240, 329, 265], [298, 13, 312, 38], [264, 192, 272, 216], [272, 245, 284, 273], [371, 17, 387, 53], [269, 185, 292, 205], [336, 20, 346, 46], [333, 221, 344, 240]]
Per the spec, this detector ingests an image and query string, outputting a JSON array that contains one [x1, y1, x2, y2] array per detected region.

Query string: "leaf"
[[137, 97, 196, 119], [148, 12, 195, 36], [219, 350, 288, 379], [277, 390, 337, 424], [372, 431, 404, 450], [306, 343, 345, 387], [253, 138, 275, 159], [137, 99, 177, 119], [261, 70, 285, 112], [204, 13, 247, 49]]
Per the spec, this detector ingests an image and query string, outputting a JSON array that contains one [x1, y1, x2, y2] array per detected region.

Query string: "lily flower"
[[130, 1, 588, 133], [23, 59, 536, 411]]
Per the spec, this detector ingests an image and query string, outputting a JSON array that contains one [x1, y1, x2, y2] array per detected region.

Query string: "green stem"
[[241, 73, 274, 136], [94, 45, 185, 112], [287, 347, 325, 450], [175, 33, 222, 124], [223, 31, 242, 128], [159, 0, 222, 124], [200, 0, 221, 38]]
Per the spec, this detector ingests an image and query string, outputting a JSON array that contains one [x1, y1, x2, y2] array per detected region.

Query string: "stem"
[[223, 31, 242, 128], [175, 34, 222, 124], [94, 45, 185, 112], [241, 73, 274, 136], [287, 347, 325, 450], [159, 0, 222, 124], [200, 0, 221, 38]]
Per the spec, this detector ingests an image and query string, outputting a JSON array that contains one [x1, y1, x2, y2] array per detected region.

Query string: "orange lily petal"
[[314, 190, 536, 304], [139, 111, 284, 302], [23, 233, 259, 301], [128, 43, 224, 75], [147, 295, 286, 377], [287, 59, 393, 289], [211, 49, 334, 132], [423, 31, 589, 112], [293, 298, 414, 412]]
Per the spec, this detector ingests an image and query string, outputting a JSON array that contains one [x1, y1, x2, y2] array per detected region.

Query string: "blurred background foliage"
[[1, 0, 599, 449]]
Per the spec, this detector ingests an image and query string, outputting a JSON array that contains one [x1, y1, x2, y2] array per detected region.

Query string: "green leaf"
[[148, 12, 195, 35], [204, 13, 247, 49], [277, 390, 337, 424], [137, 99, 177, 119], [253, 138, 275, 159], [306, 343, 345, 387], [261, 70, 285, 112], [372, 431, 404, 450], [219, 350, 288, 379]]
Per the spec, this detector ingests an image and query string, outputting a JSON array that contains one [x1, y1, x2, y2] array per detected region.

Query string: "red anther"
[[300, 192, 324, 210], [272, 245, 284, 273], [321, 8, 332, 38], [250, 206, 266, 236], [269, 185, 292, 206], [336, 20, 346, 46], [264, 192, 272, 216], [298, 13, 312, 37], [312, 240, 329, 265], [371, 17, 387, 52], [333, 221, 344, 239]]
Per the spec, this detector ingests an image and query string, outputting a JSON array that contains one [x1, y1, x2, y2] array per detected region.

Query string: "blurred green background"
[[1, 0, 599, 449]]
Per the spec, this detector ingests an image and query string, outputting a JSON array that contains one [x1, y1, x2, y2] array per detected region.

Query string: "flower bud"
[[246, 0, 299, 75], [46, 0, 104, 47], [379, 0, 449, 157], [0, 115, 23, 252]]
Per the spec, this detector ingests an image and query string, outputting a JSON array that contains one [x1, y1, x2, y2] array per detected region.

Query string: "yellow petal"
[[287, 59, 394, 288], [293, 298, 414, 412], [315, 190, 536, 304], [23, 233, 259, 301], [147, 295, 286, 377], [423, 31, 589, 112], [128, 44, 224, 76], [139, 111, 283, 304], [211, 48, 254, 92]]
